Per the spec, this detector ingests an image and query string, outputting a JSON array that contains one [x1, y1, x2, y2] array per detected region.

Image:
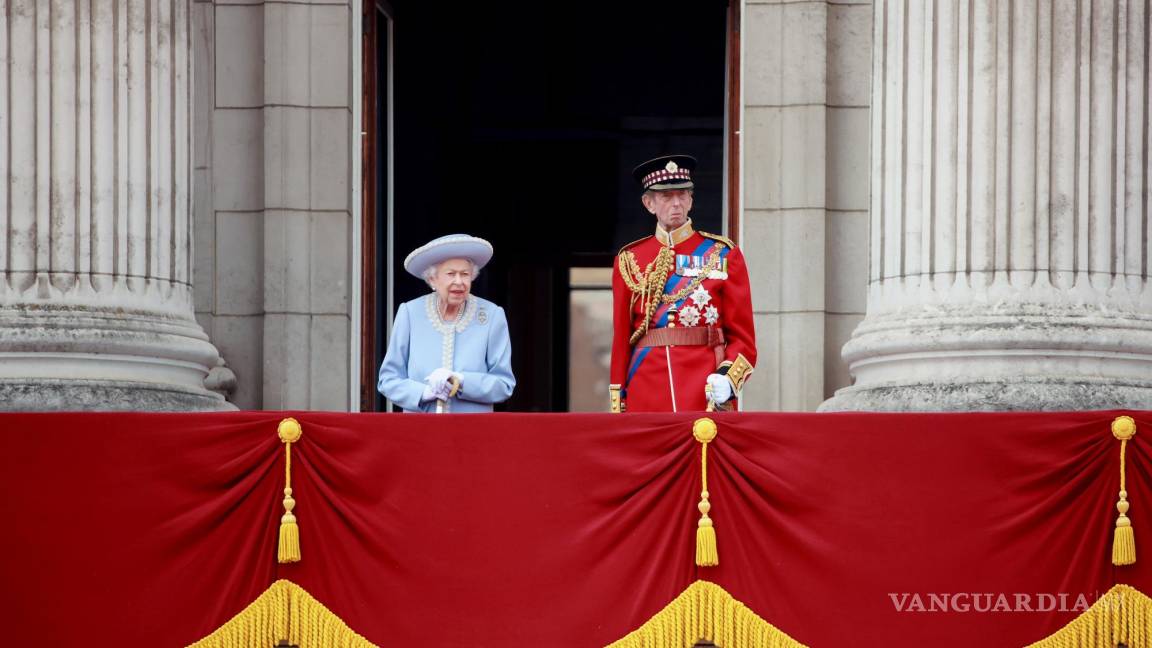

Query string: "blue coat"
[[377, 294, 516, 412]]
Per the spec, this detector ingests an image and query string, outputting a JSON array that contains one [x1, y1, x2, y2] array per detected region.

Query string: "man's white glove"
[[705, 373, 733, 404], [425, 367, 462, 400]]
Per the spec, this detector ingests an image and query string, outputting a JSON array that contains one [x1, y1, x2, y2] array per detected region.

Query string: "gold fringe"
[[187, 579, 378, 648], [1112, 416, 1137, 566], [278, 418, 303, 564], [606, 580, 807, 648], [1025, 584, 1152, 647], [693, 417, 719, 567]]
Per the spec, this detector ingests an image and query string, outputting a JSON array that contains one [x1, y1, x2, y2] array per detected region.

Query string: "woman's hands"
[[424, 367, 463, 401]]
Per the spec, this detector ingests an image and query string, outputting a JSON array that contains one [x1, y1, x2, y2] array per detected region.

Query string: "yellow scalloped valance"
[[1025, 584, 1152, 647], [187, 580, 377, 648], [606, 580, 807, 648]]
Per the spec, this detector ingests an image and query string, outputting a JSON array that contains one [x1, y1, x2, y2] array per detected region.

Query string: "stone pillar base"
[[0, 379, 233, 412], [823, 302, 1152, 412], [0, 305, 236, 412], [821, 378, 1152, 412]]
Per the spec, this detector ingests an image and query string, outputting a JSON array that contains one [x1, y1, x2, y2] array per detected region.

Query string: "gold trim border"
[[606, 580, 807, 648], [187, 580, 377, 648]]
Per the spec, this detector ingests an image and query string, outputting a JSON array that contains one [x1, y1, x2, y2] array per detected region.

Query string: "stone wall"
[[740, 0, 872, 411], [193, 0, 354, 410]]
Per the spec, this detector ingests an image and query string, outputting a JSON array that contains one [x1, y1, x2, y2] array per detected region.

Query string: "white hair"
[[643, 188, 694, 200], [423, 259, 480, 289]]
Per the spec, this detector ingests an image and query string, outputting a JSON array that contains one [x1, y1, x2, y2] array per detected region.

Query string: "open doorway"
[[362, 0, 736, 412]]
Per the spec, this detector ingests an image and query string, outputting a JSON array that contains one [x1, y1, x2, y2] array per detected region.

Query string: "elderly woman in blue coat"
[[377, 234, 516, 412]]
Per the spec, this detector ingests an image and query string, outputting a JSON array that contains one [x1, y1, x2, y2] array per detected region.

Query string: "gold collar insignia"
[[655, 219, 695, 247]]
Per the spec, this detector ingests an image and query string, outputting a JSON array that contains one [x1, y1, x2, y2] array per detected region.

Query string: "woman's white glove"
[[425, 367, 462, 400], [705, 373, 733, 404]]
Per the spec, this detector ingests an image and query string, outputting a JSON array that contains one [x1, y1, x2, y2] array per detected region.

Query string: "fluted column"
[[0, 0, 232, 410], [824, 0, 1152, 411]]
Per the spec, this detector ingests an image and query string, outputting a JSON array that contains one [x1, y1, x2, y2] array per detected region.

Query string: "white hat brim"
[[404, 235, 494, 278]]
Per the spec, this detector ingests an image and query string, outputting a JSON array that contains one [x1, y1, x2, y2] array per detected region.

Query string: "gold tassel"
[[1112, 415, 1137, 566], [693, 417, 719, 567], [277, 418, 303, 564], [1114, 521, 1135, 566]]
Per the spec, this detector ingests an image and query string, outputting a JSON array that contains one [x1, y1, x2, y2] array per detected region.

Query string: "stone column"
[[824, 0, 1152, 411], [0, 0, 233, 411], [741, 1, 830, 411]]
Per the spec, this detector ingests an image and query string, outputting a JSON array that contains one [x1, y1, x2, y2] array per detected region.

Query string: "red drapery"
[[0, 411, 1149, 647]]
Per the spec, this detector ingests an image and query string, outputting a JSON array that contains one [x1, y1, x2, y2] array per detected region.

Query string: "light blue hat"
[[403, 234, 494, 278]]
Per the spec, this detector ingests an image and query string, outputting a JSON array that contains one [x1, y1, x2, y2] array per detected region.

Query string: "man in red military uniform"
[[609, 154, 757, 413]]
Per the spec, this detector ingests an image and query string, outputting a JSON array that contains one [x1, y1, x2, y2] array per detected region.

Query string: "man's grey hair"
[[643, 188, 694, 200], [423, 259, 480, 289]]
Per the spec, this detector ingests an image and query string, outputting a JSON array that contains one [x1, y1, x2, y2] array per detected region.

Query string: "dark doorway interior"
[[378, 0, 730, 411]]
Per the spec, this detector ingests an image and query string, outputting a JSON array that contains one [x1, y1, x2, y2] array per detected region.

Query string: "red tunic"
[[610, 226, 757, 412]]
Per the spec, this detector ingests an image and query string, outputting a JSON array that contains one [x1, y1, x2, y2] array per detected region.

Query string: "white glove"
[[706, 373, 733, 404], [425, 367, 462, 399], [421, 381, 453, 403]]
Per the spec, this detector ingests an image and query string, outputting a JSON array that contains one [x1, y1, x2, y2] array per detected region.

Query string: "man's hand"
[[705, 373, 733, 404]]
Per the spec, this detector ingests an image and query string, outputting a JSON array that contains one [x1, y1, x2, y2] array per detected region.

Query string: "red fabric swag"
[[0, 411, 1148, 647]]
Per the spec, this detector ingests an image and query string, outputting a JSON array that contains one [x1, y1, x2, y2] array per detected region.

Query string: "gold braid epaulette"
[[618, 243, 724, 345], [699, 231, 735, 248]]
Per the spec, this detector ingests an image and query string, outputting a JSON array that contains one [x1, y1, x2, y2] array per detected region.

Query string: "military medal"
[[676, 254, 704, 277]]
